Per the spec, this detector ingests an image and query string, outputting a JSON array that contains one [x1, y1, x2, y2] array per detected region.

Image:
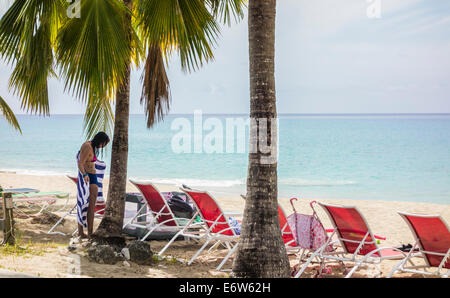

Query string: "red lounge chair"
[[295, 202, 410, 278], [387, 212, 450, 278], [159, 187, 241, 266], [125, 180, 197, 242]]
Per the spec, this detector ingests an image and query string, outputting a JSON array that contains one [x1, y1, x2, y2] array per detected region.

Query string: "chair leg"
[[208, 240, 222, 253], [346, 256, 372, 278], [188, 238, 212, 265], [294, 250, 320, 278], [48, 206, 75, 235], [297, 249, 306, 263], [37, 203, 48, 215], [140, 224, 159, 242], [123, 205, 147, 229], [217, 243, 239, 271], [387, 258, 405, 278], [159, 229, 185, 256]]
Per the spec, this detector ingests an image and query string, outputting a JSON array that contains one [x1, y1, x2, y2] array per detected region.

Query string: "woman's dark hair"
[[91, 132, 110, 158]]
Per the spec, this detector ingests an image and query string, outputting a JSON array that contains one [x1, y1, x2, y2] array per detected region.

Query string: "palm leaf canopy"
[[0, 0, 64, 115], [0, 0, 246, 136]]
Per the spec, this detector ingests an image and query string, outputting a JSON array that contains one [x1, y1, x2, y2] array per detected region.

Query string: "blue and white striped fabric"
[[76, 151, 90, 228], [95, 160, 106, 206], [76, 152, 107, 228]]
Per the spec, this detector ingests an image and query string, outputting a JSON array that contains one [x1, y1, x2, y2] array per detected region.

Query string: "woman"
[[77, 132, 110, 238]]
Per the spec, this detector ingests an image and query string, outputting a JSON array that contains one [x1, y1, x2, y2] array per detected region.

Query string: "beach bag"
[[287, 199, 332, 251], [287, 213, 330, 250], [168, 195, 195, 219]]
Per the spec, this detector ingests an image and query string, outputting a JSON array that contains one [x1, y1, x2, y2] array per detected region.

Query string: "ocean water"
[[1, 114, 450, 205]]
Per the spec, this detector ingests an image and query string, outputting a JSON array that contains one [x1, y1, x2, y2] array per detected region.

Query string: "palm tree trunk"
[[94, 0, 132, 244], [232, 0, 290, 278]]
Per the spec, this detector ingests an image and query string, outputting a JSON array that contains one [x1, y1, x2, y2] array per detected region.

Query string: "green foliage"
[[207, 0, 247, 26], [0, 0, 64, 115], [0, 0, 247, 137], [57, 0, 133, 102]]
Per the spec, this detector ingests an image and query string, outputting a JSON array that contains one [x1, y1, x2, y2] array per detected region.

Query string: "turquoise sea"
[[1, 114, 449, 205]]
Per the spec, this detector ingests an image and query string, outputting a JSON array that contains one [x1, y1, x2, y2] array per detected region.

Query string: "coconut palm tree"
[[0, 96, 21, 133], [232, 0, 291, 277], [0, 0, 246, 241]]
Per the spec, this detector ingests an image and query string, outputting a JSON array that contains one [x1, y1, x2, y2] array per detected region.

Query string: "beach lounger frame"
[[124, 180, 201, 242], [159, 187, 241, 266], [294, 202, 412, 278], [387, 212, 450, 278], [3, 191, 71, 215]]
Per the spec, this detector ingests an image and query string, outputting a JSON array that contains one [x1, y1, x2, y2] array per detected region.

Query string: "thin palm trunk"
[[94, 0, 132, 243], [232, 0, 290, 278]]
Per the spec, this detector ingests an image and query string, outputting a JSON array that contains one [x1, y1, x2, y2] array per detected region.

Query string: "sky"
[[0, 0, 449, 115]]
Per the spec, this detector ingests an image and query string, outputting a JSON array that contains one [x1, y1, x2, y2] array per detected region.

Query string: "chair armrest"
[[325, 228, 386, 240]]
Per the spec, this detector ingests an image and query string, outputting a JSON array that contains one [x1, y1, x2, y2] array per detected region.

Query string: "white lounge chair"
[[387, 212, 449, 278]]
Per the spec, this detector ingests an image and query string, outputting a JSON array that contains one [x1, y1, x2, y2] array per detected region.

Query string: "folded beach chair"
[[294, 202, 410, 278], [124, 179, 198, 242], [47, 175, 105, 236], [387, 212, 450, 278], [159, 187, 241, 266]]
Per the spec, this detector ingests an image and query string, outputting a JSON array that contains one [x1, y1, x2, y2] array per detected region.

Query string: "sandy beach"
[[0, 172, 448, 278]]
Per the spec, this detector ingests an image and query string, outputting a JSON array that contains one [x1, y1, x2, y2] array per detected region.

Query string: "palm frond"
[[0, 96, 22, 134], [141, 44, 171, 128], [56, 0, 133, 102], [8, 20, 53, 115], [206, 0, 247, 26], [83, 93, 114, 140], [0, 0, 64, 115], [137, 0, 220, 73]]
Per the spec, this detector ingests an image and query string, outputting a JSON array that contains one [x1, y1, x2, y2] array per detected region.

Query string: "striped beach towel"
[[95, 160, 106, 215], [76, 152, 107, 228]]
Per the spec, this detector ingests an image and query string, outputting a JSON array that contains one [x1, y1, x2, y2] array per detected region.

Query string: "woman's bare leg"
[[87, 184, 98, 237], [78, 224, 87, 238]]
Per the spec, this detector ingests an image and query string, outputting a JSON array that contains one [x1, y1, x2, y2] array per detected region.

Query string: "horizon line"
[[13, 112, 450, 116]]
